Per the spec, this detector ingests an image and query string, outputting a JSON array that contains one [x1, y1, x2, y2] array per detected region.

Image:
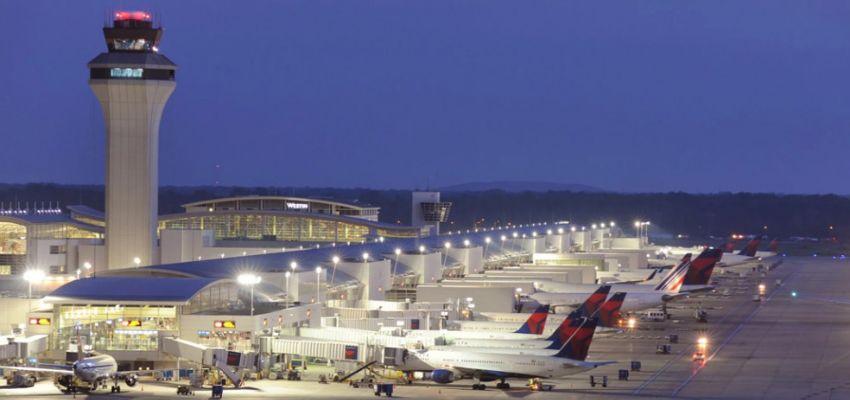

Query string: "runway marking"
[[631, 284, 755, 396], [669, 265, 802, 397]]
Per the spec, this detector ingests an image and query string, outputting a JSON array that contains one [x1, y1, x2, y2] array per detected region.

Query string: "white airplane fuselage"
[[406, 348, 597, 379], [73, 354, 118, 386], [404, 329, 543, 341], [530, 289, 672, 312]]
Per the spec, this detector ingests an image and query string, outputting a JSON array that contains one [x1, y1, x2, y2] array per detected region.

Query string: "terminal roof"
[[44, 277, 219, 304]]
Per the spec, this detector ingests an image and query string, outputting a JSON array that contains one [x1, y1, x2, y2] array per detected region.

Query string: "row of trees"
[[0, 183, 845, 238]]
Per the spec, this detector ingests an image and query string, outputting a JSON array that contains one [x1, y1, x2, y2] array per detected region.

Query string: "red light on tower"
[[115, 11, 151, 21]]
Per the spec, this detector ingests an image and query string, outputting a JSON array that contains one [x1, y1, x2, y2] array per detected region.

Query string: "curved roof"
[[182, 196, 378, 211], [159, 209, 416, 231], [139, 224, 555, 279], [0, 213, 104, 233], [44, 277, 220, 304]]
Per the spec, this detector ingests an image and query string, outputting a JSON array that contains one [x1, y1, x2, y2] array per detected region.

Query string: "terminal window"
[[110, 68, 143, 78]]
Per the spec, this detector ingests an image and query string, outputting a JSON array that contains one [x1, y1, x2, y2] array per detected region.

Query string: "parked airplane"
[[720, 236, 777, 266], [530, 255, 691, 312], [402, 317, 613, 390], [405, 304, 551, 341], [1, 351, 143, 393], [449, 287, 620, 348], [440, 293, 627, 355]]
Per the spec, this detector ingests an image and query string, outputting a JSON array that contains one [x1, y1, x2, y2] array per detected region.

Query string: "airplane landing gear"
[[472, 383, 486, 390], [110, 385, 121, 393], [496, 379, 510, 390]]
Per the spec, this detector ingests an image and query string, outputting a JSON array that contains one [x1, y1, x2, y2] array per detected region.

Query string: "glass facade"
[[158, 213, 415, 243], [54, 305, 177, 352], [184, 282, 242, 315], [0, 222, 26, 255], [28, 224, 102, 240]]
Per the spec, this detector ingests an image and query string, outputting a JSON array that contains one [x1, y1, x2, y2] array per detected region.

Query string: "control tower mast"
[[88, 11, 177, 269]]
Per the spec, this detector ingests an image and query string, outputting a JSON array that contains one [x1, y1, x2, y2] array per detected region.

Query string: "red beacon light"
[[115, 11, 151, 21]]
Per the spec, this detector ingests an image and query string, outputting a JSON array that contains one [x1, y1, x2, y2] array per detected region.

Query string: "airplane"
[[405, 304, 552, 341], [401, 317, 613, 390], [447, 286, 617, 348], [719, 236, 777, 267], [440, 292, 628, 353], [0, 350, 143, 393], [529, 254, 692, 312]]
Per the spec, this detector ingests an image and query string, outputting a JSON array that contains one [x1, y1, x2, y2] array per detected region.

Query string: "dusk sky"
[[2, 1, 849, 193]]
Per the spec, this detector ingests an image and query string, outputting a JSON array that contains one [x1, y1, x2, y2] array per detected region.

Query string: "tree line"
[[0, 183, 845, 239]]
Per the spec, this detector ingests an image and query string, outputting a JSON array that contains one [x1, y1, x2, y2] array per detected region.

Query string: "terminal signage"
[[344, 345, 359, 360], [214, 320, 237, 329], [28, 317, 50, 326], [226, 351, 241, 367], [286, 202, 309, 210], [121, 320, 142, 327]]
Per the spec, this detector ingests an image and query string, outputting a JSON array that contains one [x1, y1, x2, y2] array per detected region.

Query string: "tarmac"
[[2, 256, 847, 399]]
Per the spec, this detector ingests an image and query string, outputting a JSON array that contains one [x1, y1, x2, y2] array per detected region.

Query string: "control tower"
[[88, 11, 177, 269]]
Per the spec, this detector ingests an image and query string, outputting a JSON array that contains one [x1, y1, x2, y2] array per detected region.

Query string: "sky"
[[1, 1, 849, 193]]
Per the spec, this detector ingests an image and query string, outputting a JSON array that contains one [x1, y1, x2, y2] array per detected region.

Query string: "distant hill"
[[439, 181, 605, 193]]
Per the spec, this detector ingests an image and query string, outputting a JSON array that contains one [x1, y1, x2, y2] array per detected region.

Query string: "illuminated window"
[[110, 68, 143, 78], [49, 245, 66, 254], [0, 265, 11, 275], [113, 39, 150, 51]]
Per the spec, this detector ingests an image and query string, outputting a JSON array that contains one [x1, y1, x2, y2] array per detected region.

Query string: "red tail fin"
[[515, 304, 550, 334], [683, 248, 723, 285], [569, 285, 611, 319], [553, 317, 599, 361], [768, 239, 778, 253], [738, 237, 762, 257], [597, 292, 626, 328]]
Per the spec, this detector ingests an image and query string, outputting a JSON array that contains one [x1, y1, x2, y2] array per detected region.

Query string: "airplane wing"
[[609, 270, 659, 285], [560, 359, 617, 369], [0, 365, 74, 375], [113, 368, 170, 378]]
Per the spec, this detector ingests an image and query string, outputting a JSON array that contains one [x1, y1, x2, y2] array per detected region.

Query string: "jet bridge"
[[161, 337, 257, 387]]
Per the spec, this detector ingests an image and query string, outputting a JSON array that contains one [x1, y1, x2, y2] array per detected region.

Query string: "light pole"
[[443, 242, 451, 268], [392, 249, 401, 278], [284, 271, 291, 304], [362, 252, 370, 263], [83, 261, 92, 278], [23, 269, 45, 312], [315, 266, 323, 303], [331, 256, 340, 288], [484, 237, 491, 259], [238, 273, 262, 316]]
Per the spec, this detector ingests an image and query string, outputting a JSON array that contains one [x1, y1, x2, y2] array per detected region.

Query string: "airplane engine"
[[57, 374, 74, 388], [429, 369, 455, 384], [124, 374, 138, 387]]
